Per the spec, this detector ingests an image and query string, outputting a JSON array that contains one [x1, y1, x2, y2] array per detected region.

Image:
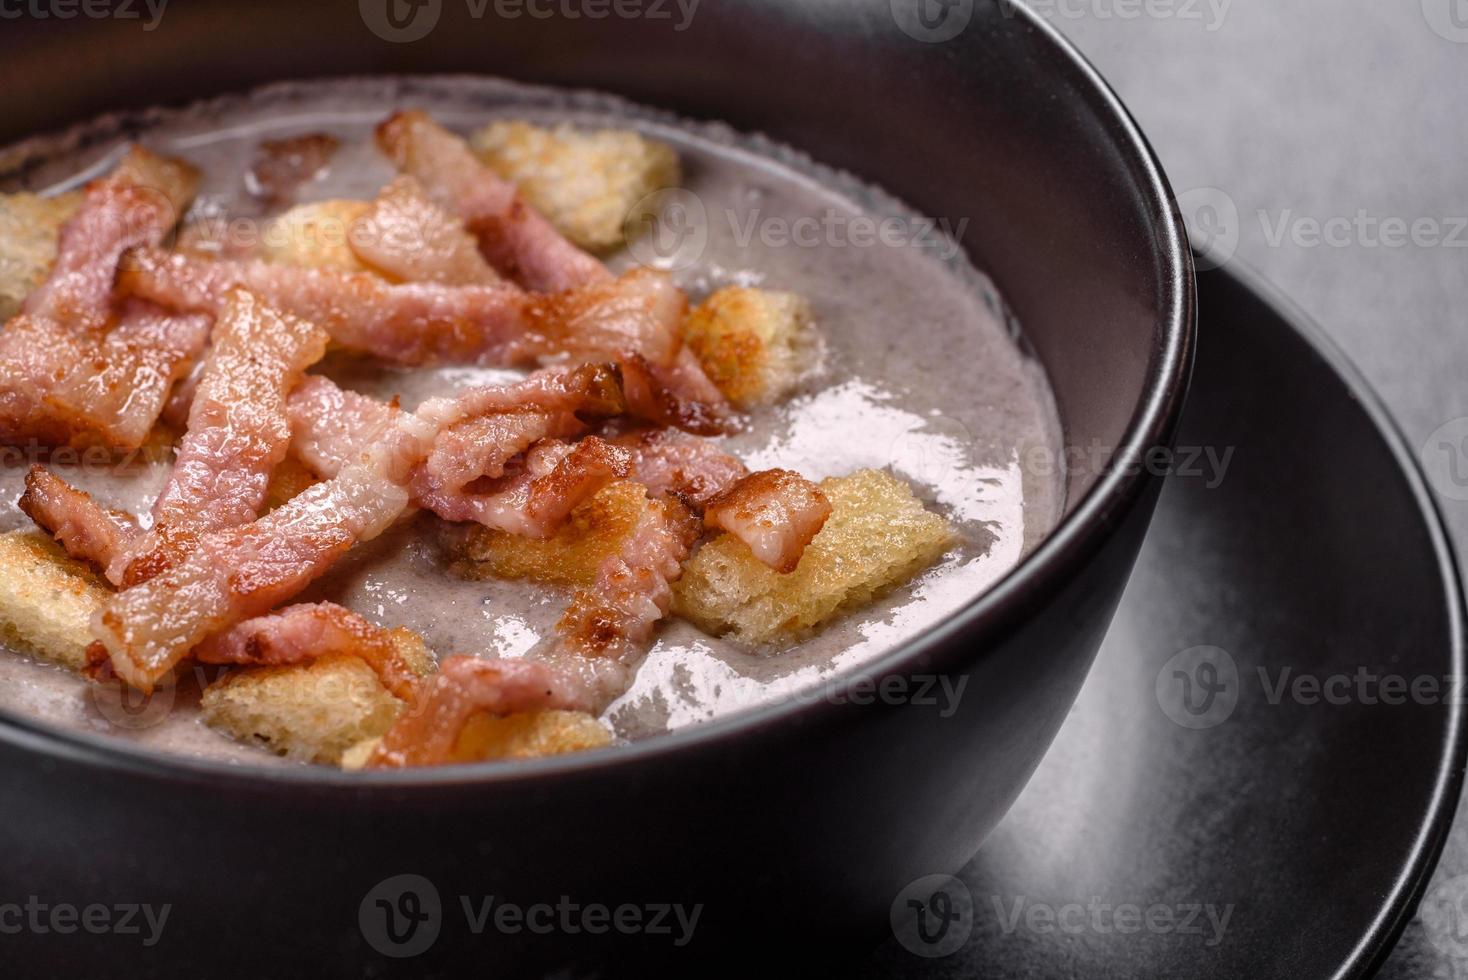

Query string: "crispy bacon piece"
[[17, 465, 141, 570], [349, 175, 501, 287], [375, 110, 609, 293], [417, 436, 631, 537], [194, 602, 423, 700], [121, 249, 731, 431], [289, 366, 631, 537], [0, 147, 208, 450], [617, 429, 828, 571], [107, 289, 328, 586], [365, 654, 588, 768], [91, 448, 419, 692], [286, 375, 401, 477], [246, 133, 339, 205], [703, 469, 831, 573], [524, 490, 701, 709], [615, 427, 749, 509], [119, 248, 529, 365]]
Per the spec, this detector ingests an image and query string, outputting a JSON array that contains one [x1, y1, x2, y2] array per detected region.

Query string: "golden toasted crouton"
[[0, 530, 110, 670], [0, 191, 83, 321], [339, 709, 612, 770], [451, 709, 612, 762], [471, 121, 680, 252], [258, 199, 373, 273], [683, 287, 819, 407], [673, 469, 954, 644], [200, 654, 406, 765], [449, 480, 655, 587]]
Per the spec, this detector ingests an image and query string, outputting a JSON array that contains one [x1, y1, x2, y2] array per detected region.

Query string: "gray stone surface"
[[1053, 2, 1468, 976]]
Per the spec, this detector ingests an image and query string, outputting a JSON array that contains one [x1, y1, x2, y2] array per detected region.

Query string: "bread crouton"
[[258, 199, 373, 273], [470, 121, 680, 252], [0, 191, 83, 321], [673, 469, 954, 644], [0, 530, 110, 670], [340, 709, 613, 770], [683, 287, 819, 407], [200, 653, 406, 764], [199, 623, 434, 764], [448, 480, 657, 588]]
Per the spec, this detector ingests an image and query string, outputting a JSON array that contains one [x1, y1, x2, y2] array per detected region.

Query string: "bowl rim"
[[0, 3, 1197, 788]]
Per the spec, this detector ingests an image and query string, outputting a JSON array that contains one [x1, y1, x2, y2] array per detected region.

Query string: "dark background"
[[1056, 4, 1468, 976]]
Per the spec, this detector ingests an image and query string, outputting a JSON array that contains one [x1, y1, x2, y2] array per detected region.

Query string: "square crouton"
[[258, 199, 373, 273], [340, 709, 613, 770], [448, 480, 656, 588], [199, 653, 409, 765], [470, 121, 680, 252], [673, 469, 954, 644], [0, 530, 110, 670], [0, 191, 83, 321], [683, 287, 819, 407]]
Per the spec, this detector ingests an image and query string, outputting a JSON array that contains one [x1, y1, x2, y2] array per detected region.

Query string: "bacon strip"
[[617, 428, 829, 570], [616, 427, 749, 508], [524, 489, 701, 710], [0, 147, 208, 450], [107, 289, 329, 586], [17, 465, 141, 570], [119, 248, 530, 365], [289, 366, 630, 537], [704, 469, 831, 573], [121, 248, 729, 431], [194, 602, 424, 700], [91, 447, 419, 692], [366, 654, 588, 768], [348, 175, 502, 287], [375, 110, 609, 293]]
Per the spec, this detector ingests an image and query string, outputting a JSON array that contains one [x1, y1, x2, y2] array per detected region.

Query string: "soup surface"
[[0, 77, 1064, 765]]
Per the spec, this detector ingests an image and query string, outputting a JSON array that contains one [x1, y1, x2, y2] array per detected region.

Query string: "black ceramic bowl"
[[0, 1, 1193, 975]]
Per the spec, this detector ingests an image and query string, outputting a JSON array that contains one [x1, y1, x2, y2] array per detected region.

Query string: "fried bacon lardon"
[[615, 427, 750, 509], [375, 110, 609, 293], [703, 469, 832, 574], [91, 448, 419, 692], [615, 428, 830, 571], [289, 365, 632, 537], [524, 489, 701, 710], [194, 602, 425, 701], [349, 175, 502, 287], [120, 249, 723, 426], [0, 147, 209, 450], [17, 466, 141, 572], [107, 290, 329, 587], [365, 654, 589, 768], [119, 247, 530, 365]]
